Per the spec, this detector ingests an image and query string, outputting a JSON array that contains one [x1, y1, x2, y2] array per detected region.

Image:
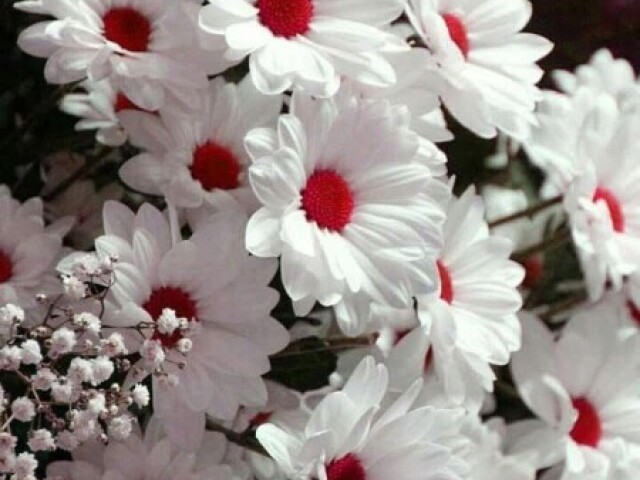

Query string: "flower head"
[[47, 418, 241, 480], [404, 188, 524, 411], [94, 201, 289, 450], [119, 76, 282, 212], [257, 357, 468, 480], [16, 0, 226, 110], [0, 186, 71, 309], [245, 92, 448, 335], [511, 309, 640, 479], [198, 0, 405, 96], [406, 0, 552, 139]]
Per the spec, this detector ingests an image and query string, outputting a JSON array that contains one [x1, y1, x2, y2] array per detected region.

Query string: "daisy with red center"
[[198, 0, 405, 97], [60, 79, 162, 147], [525, 74, 640, 301], [15, 0, 226, 111], [231, 381, 310, 480], [244, 91, 447, 336], [553, 49, 640, 113], [411, 188, 524, 412], [405, 0, 552, 140], [560, 107, 640, 300], [47, 416, 240, 480], [119, 77, 282, 213], [0, 186, 72, 309], [257, 356, 468, 480], [511, 311, 640, 480], [93, 201, 289, 451]]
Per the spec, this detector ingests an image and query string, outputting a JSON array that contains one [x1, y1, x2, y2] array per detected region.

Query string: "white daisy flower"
[[449, 415, 537, 480], [553, 49, 640, 112], [521, 48, 640, 301], [524, 87, 614, 195], [511, 311, 640, 480], [60, 79, 162, 147], [0, 186, 72, 309], [525, 51, 639, 196], [414, 188, 524, 411], [561, 108, 640, 300], [16, 0, 226, 111], [405, 0, 553, 140], [94, 201, 289, 451], [230, 382, 308, 480], [257, 356, 468, 480], [525, 71, 640, 301], [47, 418, 240, 480], [198, 0, 406, 97], [244, 91, 448, 336], [119, 76, 282, 213]]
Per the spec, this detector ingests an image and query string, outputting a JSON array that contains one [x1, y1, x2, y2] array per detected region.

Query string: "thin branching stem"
[[489, 195, 563, 228], [205, 418, 269, 457]]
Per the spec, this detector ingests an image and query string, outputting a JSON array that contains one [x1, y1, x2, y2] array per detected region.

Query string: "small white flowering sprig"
[[59, 252, 118, 304], [63, 253, 198, 391], [0, 254, 151, 479], [129, 306, 196, 389]]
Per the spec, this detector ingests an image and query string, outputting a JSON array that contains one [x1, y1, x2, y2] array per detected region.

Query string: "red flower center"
[[0, 252, 13, 284], [520, 254, 544, 289], [326, 454, 366, 480], [256, 0, 314, 38], [437, 260, 454, 303], [249, 411, 273, 427], [442, 13, 469, 58], [593, 187, 625, 233], [190, 141, 242, 191], [569, 397, 602, 448], [626, 300, 640, 327], [114, 93, 155, 114], [301, 169, 355, 232], [103, 7, 152, 52], [143, 287, 197, 348]]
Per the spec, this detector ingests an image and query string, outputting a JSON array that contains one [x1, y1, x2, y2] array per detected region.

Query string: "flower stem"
[[205, 418, 269, 457], [541, 294, 587, 322], [489, 195, 563, 228]]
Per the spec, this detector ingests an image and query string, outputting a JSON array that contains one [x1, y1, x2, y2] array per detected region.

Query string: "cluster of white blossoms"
[[3, 0, 640, 479], [524, 49, 640, 301], [0, 242, 152, 480]]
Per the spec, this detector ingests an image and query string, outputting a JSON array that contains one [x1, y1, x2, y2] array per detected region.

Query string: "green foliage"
[[266, 337, 337, 392]]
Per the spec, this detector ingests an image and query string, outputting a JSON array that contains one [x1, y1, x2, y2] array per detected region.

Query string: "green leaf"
[[266, 337, 336, 392]]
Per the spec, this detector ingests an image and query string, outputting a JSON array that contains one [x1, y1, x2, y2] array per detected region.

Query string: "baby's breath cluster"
[[0, 259, 150, 479]]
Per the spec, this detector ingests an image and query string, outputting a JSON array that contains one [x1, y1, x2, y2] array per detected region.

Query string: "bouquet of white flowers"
[[1, 0, 639, 479]]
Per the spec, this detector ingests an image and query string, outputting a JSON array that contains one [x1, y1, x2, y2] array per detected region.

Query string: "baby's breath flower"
[[11, 397, 36, 422]]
